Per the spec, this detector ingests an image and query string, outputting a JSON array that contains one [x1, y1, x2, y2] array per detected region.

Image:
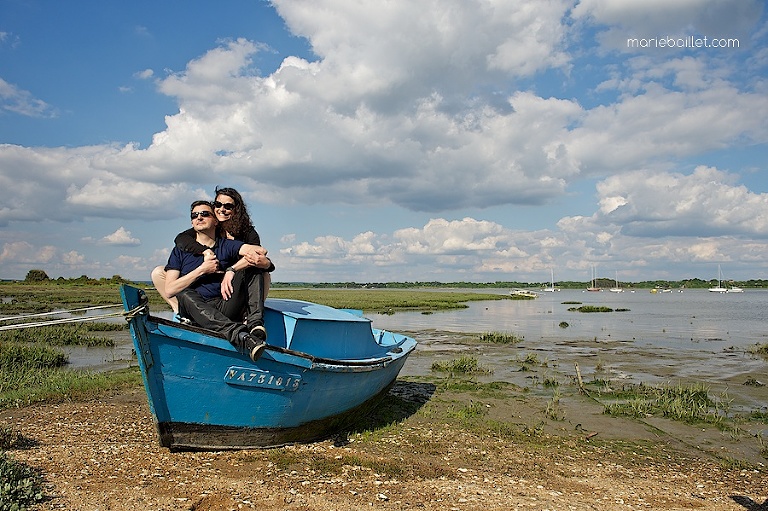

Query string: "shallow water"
[[54, 289, 767, 413], [368, 288, 768, 348], [368, 289, 768, 414]]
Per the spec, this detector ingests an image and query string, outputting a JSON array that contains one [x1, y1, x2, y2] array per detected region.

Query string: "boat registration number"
[[224, 366, 301, 391]]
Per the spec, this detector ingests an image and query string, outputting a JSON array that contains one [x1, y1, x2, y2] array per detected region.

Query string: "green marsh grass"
[[447, 400, 487, 420], [479, 331, 524, 344], [268, 288, 510, 313], [0, 365, 141, 410], [0, 324, 116, 347], [430, 356, 491, 375], [747, 342, 768, 357], [1, 279, 514, 314], [545, 388, 565, 421], [0, 340, 140, 410], [568, 305, 614, 313], [601, 382, 732, 427]]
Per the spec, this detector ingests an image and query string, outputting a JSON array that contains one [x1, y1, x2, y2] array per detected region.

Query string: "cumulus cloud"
[[0, 241, 57, 264], [572, 0, 764, 50], [99, 227, 141, 246], [0, 0, 766, 281], [2, 0, 766, 219], [590, 166, 768, 237]]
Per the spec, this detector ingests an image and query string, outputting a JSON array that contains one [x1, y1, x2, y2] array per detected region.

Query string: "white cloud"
[[590, 166, 768, 237], [135, 69, 154, 80], [61, 251, 86, 265], [2, 0, 764, 219], [100, 227, 141, 246], [0, 0, 766, 281], [0, 241, 56, 264], [572, 0, 763, 50], [0, 78, 57, 118]]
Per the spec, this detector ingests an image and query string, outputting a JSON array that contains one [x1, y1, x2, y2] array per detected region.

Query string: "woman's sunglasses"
[[190, 210, 213, 220], [213, 200, 236, 211]]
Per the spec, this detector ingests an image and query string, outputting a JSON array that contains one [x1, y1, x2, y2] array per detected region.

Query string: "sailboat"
[[541, 268, 560, 292], [708, 265, 728, 293], [586, 265, 601, 292], [609, 271, 623, 293]]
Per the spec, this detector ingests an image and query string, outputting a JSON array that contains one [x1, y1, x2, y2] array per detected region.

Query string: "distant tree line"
[[19, 270, 131, 286], [11, 269, 765, 289], [273, 278, 766, 289]]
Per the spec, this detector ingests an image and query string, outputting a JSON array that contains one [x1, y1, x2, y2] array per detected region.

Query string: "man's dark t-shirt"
[[165, 239, 244, 300]]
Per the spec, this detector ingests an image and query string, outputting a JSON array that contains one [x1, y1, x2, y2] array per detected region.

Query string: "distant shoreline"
[[3, 277, 766, 290]]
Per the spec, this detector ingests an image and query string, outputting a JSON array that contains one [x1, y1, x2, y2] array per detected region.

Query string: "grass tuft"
[[431, 356, 491, 375], [479, 331, 524, 344]]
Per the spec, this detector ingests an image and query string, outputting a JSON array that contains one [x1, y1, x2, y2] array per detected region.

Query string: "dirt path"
[[3, 383, 766, 511]]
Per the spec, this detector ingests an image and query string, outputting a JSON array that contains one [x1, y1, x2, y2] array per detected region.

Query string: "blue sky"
[[1, 0, 767, 284]]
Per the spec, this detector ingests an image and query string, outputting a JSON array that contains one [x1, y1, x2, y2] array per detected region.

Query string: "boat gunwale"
[[149, 314, 415, 368]]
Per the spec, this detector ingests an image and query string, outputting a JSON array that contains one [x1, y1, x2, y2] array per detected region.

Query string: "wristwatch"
[[225, 266, 236, 273]]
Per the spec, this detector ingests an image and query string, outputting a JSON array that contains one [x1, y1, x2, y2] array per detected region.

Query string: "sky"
[[1, 0, 767, 285]]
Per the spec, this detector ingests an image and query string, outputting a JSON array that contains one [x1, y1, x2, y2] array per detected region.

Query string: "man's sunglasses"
[[190, 210, 213, 220], [213, 201, 236, 211]]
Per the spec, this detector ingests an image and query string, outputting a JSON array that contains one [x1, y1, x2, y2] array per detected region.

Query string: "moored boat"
[[540, 268, 560, 292], [510, 289, 538, 298], [709, 265, 728, 293], [120, 284, 416, 451], [609, 271, 623, 293], [586, 265, 601, 292]]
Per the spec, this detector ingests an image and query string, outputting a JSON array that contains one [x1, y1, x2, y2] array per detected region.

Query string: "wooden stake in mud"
[[574, 362, 585, 394]]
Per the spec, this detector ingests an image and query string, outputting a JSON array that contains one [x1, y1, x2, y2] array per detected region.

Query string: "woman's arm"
[[174, 228, 211, 255], [240, 228, 275, 271]]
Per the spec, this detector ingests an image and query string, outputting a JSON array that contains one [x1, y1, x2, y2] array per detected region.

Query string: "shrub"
[[0, 451, 45, 510], [23, 270, 49, 282]]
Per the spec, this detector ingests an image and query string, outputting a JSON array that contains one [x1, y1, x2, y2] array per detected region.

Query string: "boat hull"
[[120, 285, 416, 450]]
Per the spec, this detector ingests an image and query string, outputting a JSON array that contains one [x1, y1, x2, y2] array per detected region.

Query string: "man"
[[164, 200, 272, 361]]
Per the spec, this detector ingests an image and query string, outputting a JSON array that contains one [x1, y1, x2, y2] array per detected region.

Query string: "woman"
[[151, 186, 274, 314]]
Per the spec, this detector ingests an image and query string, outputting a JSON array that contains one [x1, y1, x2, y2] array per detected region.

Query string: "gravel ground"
[[2, 381, 766, 511]]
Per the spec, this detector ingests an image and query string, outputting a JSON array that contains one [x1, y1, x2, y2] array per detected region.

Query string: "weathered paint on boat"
[[120, 284, 416, 450]]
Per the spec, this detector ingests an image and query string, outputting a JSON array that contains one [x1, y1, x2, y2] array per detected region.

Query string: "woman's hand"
[[241, 245, 271, 269]]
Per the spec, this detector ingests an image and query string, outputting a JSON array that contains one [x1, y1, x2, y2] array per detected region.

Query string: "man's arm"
[[165, 253, 220, 298], [174, 228, 211, 255], [219, 244, 272, 300]]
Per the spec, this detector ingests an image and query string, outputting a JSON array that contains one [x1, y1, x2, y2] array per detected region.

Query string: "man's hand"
[[198, 255, 219, 275], [221, 270, 235, 300]]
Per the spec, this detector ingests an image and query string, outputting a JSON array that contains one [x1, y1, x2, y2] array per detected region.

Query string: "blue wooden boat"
[[119, 284, 416, 451]]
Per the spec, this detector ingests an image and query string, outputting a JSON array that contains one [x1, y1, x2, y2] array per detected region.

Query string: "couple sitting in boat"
[[151, 187, 274, 362]]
